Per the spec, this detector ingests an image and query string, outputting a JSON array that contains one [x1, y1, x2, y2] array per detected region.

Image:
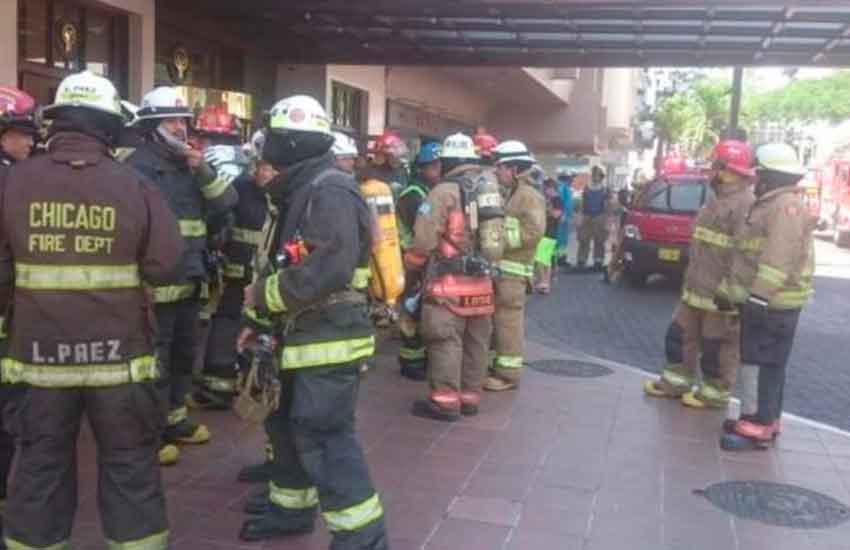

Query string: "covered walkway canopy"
[[168, 1, 850, 67]]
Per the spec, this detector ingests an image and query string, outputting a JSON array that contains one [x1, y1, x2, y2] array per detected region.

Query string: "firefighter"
[[576, 166, 612, 271], [125, 87, 238, 464], [721, 144, 815, 451], [473, 128, 499, 166], [407, 133, 504, 421], [333, 131, 359, 174], [0, 86, 38, 548], [236, 95, 387, 549], [0, 71, 184, 550], [643, 140, 756, 409], [484, 141, 546, 392], [189, 128, 273, 411], [396, 141, 441, 381], [359, 129, 409, 198]]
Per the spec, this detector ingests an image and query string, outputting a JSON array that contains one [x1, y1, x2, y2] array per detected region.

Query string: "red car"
[[620, 173, 711, 286]]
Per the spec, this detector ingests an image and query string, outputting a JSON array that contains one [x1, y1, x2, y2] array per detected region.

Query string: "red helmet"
[[0, 87, 38, 135], [661, 154, 687, 176], [194, 105, 240, 137], [375, 129, 407, 158], [473, 132, 499, 158], [711, 140, 755, 177]]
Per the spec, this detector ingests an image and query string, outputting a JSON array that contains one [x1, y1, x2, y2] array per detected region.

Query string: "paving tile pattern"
[[56, 330, 850, 549]]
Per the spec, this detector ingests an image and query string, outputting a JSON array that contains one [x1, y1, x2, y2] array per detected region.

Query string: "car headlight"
[[624, 224, 641, 240]]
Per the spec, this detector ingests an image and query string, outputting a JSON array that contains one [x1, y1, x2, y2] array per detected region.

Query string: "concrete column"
[[0, 1, 18, 86], [125, 4, 155, 102]]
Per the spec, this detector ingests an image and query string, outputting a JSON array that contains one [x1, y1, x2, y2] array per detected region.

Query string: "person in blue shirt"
[[555, 169, 574, 268]]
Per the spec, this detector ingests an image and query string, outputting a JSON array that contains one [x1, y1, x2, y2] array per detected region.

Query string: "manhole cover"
[[527, 359, 613, 378], [696, 481, 850, 529]]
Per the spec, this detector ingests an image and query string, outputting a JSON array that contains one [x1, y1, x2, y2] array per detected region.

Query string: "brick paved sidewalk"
[[65, 336, 850, 550]]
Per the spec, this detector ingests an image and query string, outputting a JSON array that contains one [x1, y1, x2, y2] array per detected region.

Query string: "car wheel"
[[624, 268, 648, 287]]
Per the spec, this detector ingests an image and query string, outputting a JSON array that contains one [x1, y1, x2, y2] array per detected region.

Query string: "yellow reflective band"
[[495, 355, 524, 369], [202, 375, 236, 393], [697, 383, 730, 404], [717, 278, 748, 304], [0, 316, 6, 339], [499, 260, 533, 278], [224, 263, 246, 279], [737, 237, 764, 252], [681, 288, 718, 311], [661, 366, 697, 390], [178, 219, 206, 238], [0, 355, 158, 388], [6, 538, 70, 550], [264, 273, 287, 313], [106, 530, 169, 550], [231, 227, 264, 246], [280, 336, 375, 370], [152, 284, 196, 303], [399, 347, 426, 360], [322, 493, 384, 532], [15, 263, 140, 291], [756, 263, 788, 288], [167, 406, 188, 426], [771, 288, 813, 309], [351, 267, 371, 290], [244, 306, 272, 328], [269, 482, 319, 510], [504, 216, 521, 249], [693, 226, 732, 248], [201, 177, 229, 200]]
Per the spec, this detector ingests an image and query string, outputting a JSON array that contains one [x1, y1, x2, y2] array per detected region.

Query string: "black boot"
[[400, 364, 426, 381], [411, 400, 460, 422], [186, 387, 232, 411], [239, 506, 316, 542], [238, 461, 274, 483], [330, 519, 389, 550], [244, 488, 272, 515]]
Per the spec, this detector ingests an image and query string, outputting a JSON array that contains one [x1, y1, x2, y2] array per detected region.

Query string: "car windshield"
[[639, 177, 708, 214]]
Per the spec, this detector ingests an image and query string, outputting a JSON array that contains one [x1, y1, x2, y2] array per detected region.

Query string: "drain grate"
[[527, 359, 613, 378], [696, 481, 850, 529]]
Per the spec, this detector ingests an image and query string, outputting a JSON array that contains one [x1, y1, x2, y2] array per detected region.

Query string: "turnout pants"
[[421, 303, 492, 406], [577, 215, 608, 265], [662, 303, 741, 403], [741, 308, 801, 425], [492, 277, 528, 384], [200, 283, 244, 394], [154, 298, 201, 429], [266, 363, 386, 549], [398, 317, 427, 376], [5, 385, 168, 549]]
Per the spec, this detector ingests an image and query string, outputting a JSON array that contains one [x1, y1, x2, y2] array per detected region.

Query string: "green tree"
[[655, 80, 730, 157]]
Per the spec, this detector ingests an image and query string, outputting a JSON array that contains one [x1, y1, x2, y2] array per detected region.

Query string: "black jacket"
[[254, 152, 372, 348], [125, 140, 238, 283], [223, 175, 269, 284]]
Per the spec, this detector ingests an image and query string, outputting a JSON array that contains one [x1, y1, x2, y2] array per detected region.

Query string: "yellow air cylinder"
[[359, 178, 405, 305]]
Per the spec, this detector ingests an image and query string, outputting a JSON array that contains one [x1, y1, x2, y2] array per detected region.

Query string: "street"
[[528, 236, 850, 432]]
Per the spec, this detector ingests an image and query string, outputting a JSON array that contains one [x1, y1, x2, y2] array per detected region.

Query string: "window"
[[331, 82, 364, 134], [643, 178, 708, 214], [19, 0, 48, 65]]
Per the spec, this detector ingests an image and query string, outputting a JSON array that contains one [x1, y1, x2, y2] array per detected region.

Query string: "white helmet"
[[132, 87, 192, 125], [42, 70, 123, 120], [440, 133, 478, 160], [755, 143, 806, 176], [494, 140, 535, 165], [332, 131, 359, 158], [268, 95, 332, 136]]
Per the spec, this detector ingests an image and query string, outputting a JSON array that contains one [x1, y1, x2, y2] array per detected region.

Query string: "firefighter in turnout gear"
[[396, 142, 442, 380], [576, 166, 612, 271], [0, 85, 39, 548], [721, 144, 815, 451], [236, 95, 387, 549], [644, 140, 756, 409], [484, 141, 546, 392], [408, 133, 504, 421], [125, 86, 238, 464], [190, 169, 272, 410], [332, 131, 359, 175], [0, 71, 184, 550]]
